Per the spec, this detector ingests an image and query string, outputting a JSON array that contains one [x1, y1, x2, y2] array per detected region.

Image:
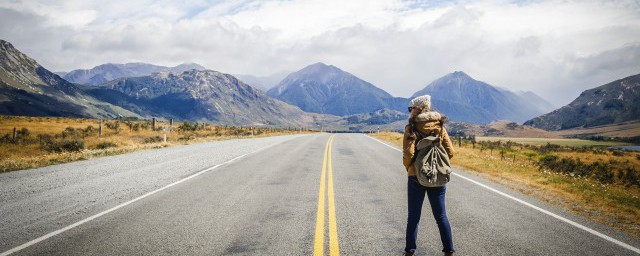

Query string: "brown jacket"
[[402, 111, 455, 176]]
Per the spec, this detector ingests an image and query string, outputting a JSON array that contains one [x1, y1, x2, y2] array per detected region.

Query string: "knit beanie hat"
[[409, 95, 431, 111]]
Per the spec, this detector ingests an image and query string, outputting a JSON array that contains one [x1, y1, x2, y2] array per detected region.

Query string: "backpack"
[[411, 119, 452, 187]]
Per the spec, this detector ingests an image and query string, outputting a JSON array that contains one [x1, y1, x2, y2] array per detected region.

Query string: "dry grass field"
[[477, 136, 631, 146], [370, 132, 640, 239], [0, 115, 312, 172]]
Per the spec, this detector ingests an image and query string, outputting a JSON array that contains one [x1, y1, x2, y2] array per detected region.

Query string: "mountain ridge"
[[63, 62, 207, 85], [86, 69, 336, 126], [0, 39, 138, 118], [524, 73, 640, 130]]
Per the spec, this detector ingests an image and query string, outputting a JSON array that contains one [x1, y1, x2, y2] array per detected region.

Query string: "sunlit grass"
[[477, 136, 630, 146], [0, 115, 312, 172], [370, 132, 640, 238]]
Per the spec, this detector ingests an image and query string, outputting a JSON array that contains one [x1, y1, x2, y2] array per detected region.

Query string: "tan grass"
[[370, 132, 640, 239], [477, 136, 630, 146], [0, 115, 313, 172]]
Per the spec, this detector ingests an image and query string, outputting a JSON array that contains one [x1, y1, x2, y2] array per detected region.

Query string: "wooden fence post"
[[13, 127, 17, 140], [98, 120, 102, 138], [152, 118, 156, 131]]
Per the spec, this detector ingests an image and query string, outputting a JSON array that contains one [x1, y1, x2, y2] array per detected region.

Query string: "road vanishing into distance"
[[1, 134, 639, 255]]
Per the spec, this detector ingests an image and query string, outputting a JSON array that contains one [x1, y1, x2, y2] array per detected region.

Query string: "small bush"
[[95, 141, 117, 149], [44, 139, 85, 153], [178, 134, 195, 141], [611, 150, 624, 157], [37, 134, 54, 145], [61, 127, 77, 139], [0, 134, 12, 144], [17, 128, 30, 138], [105, 121, 120, 130], [144, 136, 163, 143], [178, 122, 200, 132], [621, 167, 640, 187]]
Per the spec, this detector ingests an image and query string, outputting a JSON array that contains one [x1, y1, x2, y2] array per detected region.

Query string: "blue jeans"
[[405, 176, 454, 253]]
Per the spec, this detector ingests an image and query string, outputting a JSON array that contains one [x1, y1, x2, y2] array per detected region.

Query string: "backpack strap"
[[438, 119, 444, 139]]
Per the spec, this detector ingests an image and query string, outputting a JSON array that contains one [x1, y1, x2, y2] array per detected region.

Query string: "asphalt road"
[[1, 134, 639, 255]]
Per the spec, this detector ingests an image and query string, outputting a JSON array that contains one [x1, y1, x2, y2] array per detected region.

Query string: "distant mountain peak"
[[267, 63, 406, 116], [411, 72, 549, 123], [296, 62, 341, 76], [1, 39, 13, 48], [0, 39, 40, 71], [450, 70, 470, 77], [440, 71, 475, 83], [173, 62, 207, 70]]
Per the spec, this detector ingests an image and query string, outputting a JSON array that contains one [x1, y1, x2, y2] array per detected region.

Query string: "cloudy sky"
[[1, 0, 639, 106]]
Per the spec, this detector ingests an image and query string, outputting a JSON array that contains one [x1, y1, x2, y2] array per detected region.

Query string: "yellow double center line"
[[314, 135, 340, 256]]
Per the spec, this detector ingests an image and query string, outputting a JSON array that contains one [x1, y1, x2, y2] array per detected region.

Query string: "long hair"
[[408, 110, 448, 141]]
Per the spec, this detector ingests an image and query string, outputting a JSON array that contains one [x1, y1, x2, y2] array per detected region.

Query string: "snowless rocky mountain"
[[0, 39, 138, 118], [63, 62, 207, 86], [85, 69, 334, 126], [524, 73, 640, 130], [412, 71, 549, 124], [234, 71, 290, 92], [267, 63, 408, 116]]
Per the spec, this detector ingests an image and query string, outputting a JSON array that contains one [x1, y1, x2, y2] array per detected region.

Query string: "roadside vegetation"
[[369, 132, 640, 238], [476, 136, 631, 146], [0, 115, 312, 172]]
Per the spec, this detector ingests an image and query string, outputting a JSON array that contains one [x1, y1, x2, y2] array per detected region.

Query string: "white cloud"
[[1, 0, 639, 106]]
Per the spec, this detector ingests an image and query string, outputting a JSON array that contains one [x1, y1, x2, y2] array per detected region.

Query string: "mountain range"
[[62, 62, 207, 86], [1, 38, 637, 135], [0, 40, 138, 118], [85, 70, 327, 126], [268, 64, 552, 124], [524, 73, 640, 130]]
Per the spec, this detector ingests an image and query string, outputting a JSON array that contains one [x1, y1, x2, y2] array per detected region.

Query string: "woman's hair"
[[407, 109, 447, 141]]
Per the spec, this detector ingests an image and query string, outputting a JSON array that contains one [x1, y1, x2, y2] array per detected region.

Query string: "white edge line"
[[364, 134, 640, 255], [1, 140, 287, 256]]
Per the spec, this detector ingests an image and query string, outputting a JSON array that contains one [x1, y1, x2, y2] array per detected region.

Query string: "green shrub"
[[611, 150, 624, 157], [37, 134, 54, 145], [143, 136, 163, 143], [17, 128, 30, 138], [0, 134, 12, 144], [61, 127, 77, 139], [43, 139, 85, 153], [178, 122, 201, 132], [95, 141, 117, 149], [178, 134, 195, 141], [105, 121, 120, 130]]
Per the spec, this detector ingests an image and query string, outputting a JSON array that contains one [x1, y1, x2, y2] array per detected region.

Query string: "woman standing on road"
[[402, 95, 455, 256]]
